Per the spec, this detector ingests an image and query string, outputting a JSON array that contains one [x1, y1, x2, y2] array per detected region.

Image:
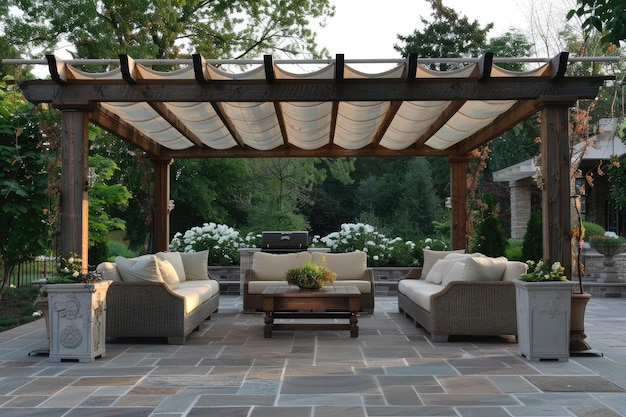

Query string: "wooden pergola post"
[[448, 155, 472, 251], [151, 157, 172, 253], [58, 103, 91, 273], [540, 97, 577, 276]]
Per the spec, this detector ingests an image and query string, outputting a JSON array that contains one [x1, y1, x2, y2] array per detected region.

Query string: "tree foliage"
[[522, 210, 543, 262], [0, 84, 53, 292], [568, 0, 626, 48], [471, 193, 508, 257], [394, 0, 493, 69], [4, 0, 335, 60]]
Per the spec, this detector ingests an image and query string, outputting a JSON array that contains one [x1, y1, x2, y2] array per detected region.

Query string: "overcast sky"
[[314, 0, 576, 60]]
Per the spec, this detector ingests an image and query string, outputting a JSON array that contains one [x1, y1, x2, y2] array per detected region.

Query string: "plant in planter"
[[515, 260, 575, 361], [34, 253, 110, 362], [285, 256, 337, 289], [589, 233, 626, 284]]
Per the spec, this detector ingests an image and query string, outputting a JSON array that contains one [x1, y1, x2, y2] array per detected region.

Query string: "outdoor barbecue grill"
[[260, 231, 308, 253]]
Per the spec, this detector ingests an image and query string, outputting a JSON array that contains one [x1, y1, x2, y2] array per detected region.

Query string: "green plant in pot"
[[519, 260, 567, 282], [589, 233, 626, 257], [285, 256, 337, 289]]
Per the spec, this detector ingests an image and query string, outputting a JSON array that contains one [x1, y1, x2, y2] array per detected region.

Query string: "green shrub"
[[505, 246, 523, 261], [522, 210, 543, 262], [583, 221, 605, 238], [107, 241, 137, 259]]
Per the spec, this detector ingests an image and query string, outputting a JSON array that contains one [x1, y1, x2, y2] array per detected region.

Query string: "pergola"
[[13, 52, 611, 274]]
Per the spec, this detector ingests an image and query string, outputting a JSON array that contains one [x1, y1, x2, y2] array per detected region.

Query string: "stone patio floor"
[[1, 295, 625, 417]]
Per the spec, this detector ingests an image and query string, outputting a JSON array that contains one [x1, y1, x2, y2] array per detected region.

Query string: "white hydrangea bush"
[[169, 222, 246, 265], [315, 223, 418, 266]]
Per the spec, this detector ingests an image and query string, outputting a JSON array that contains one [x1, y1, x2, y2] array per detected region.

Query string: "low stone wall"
[[208, 265, 410, 296]]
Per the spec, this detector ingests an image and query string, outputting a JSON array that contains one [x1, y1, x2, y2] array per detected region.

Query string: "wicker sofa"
[[96, 251, 219, 344], [243, 251, 375, 313], [398, 250, 527, 342]]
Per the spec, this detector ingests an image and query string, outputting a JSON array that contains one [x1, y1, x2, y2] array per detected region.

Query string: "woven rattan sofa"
[[243, 251, 375, 313], [398, 250, 526, 342], [96, 251, 219, 344]]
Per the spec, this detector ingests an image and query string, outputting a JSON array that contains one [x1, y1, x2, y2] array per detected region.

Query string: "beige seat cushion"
[[311, 251, 367, 279], [252, 252, 312, 280], [398, 279, 444, 312], [174, 280, 219, 314]]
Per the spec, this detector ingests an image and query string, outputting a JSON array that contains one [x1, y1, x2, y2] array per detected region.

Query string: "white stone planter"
[[46, 281, 112, 362], [513, 279, 575, 361]]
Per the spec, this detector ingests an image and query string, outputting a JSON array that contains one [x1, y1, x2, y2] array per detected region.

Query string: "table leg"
[[264, 311, 274, 338], [350, 311, 359, 338]]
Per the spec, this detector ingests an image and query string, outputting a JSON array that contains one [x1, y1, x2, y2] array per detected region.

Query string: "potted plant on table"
[[514, 260, 575, 361], [285, 256, 337, 289], [34, 253, 111, 362]]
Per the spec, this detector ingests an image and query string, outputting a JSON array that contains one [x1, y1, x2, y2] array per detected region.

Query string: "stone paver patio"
[[0, 295, 625, 417]]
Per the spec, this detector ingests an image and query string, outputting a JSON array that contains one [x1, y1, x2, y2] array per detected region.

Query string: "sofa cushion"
[[179, 250, 209, 280], [115, 255, 163, 283], [424, 258, 460, 284], [156, 251, 186, 282], [398, 279, 444, 312], [252, 251, 312, 280], [502, 260, 528, 281], [156, 258, 180, 289], [463, 256, 508, 281], [96, 262, 122, 282], [442, 261, 468, 286], [311, 251, 367, 280], [422, 249, 465, 278]]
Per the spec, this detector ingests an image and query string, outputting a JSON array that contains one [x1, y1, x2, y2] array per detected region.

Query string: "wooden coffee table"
[[262, 285, 361, 338]]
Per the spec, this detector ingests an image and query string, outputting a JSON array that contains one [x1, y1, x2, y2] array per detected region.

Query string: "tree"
[[242, 158, 327, 232], [472, 193, 508, 257], [522, 210, 543, 262], [0, 83, 54, 294], [4, 0, 335, 60], [87, 155, 131, 264], [568, 0, 626, 47], [394, 0, 492, 70]]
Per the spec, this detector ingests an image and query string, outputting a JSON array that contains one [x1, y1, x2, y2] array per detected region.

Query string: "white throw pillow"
[[311, 251, 367, 279], [179, 250, 209, 281], [115, 255, 163, 283], [156, 258, 180, 289], [156, 251, 186, 282], [252, 251, 312, 280], [502, 260, 528, 281], [424, 258, 461, 284], [96, 262, 122, 282], [442, 261, 468, 286], [463, 256, 508, 281], [422, 249, 465, 278]]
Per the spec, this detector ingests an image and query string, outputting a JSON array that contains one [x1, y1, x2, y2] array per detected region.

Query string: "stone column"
[[510, 179, 531, 239]]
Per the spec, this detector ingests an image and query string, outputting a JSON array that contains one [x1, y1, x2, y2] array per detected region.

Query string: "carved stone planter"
[[514, 279, 575, 361], [45, 281, 112, 362]]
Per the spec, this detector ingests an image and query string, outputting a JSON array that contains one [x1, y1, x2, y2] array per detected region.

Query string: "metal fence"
[[8, 256, 59, 287]]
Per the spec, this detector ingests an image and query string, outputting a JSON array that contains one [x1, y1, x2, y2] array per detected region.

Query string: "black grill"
[[260, 231, 308, 253]]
